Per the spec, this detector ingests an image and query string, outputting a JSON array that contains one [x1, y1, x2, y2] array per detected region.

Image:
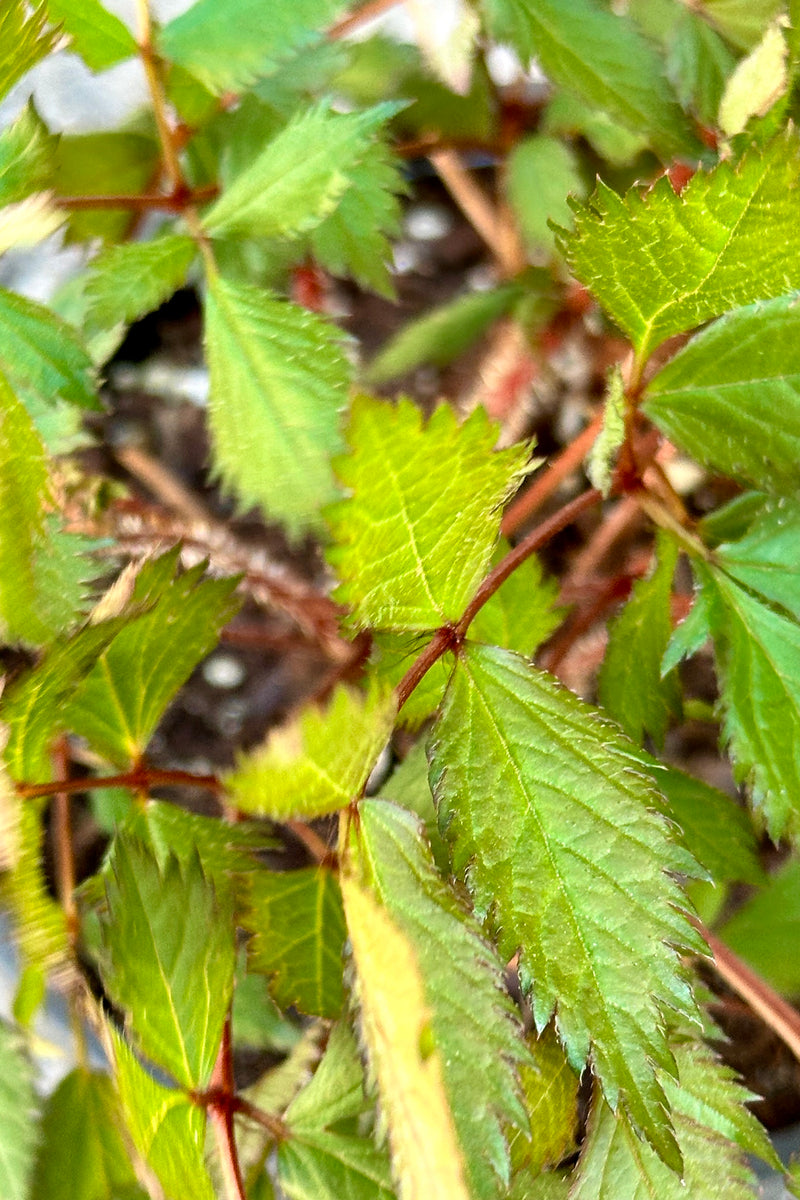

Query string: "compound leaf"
[[228, 683, 395, 819], [327, 396, 530, 631], [563, 131, 800, 361], [0, 1019, 38, 1200], [430, 644, 703, 1169], [0, 2, 58, 103], [341, 874, 471, 1200], [644, 295, 800, 494], [244, 867, 346, 1018], [0, 288, 98, 413], [355, 799, 528, 1199], [204, 275, 350, 538], [45, 0, 137, 71], [84, 235, 197, 332], [99, 838, 236, 1089], [0, 102, 56, 207]]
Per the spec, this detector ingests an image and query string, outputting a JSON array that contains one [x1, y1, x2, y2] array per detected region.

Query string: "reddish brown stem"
[[328, 0, 402, 39], [17, 766, 223, 801], [52, 738, 78, 946], [396, 626, 457, 712], [501, 412, 604, 537], [56, 185, 218, 212], [206, 1017, 249, 1200], [231, 1095, 289, 1141], [286, 819, 336, 866]]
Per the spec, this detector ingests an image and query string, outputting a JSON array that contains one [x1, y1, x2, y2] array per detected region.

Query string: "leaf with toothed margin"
[[429, 643, 704, 1170]]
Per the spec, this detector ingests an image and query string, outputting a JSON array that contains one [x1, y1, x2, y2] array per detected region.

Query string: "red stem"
[[56, 184, 218, 212], [206, 1017, 249, 1200], [17, 765, 223, 801]]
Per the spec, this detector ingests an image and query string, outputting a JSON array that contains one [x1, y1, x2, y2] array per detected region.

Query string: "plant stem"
[[17, 765, 224, 801], [231, 1095, 290, 1141], [328, 0, 403, 40], [430, 148, 524, 275], [56, 186, 218, 212], [136, 0, 183, 194], [501, 411, 604, 536], [207, 1017, 249, 1200]]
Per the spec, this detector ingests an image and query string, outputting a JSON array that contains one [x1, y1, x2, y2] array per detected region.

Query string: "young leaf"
[[355, 798, 528, 1199], [244, 867, 346, 1017], [0, 1018, 38, 1200], [507, 1027, 579, 1178], [0, 2, 59, 103], [63, 555, 241, 767], [598, 533, 681, 748], [341, 874, 471, 1200], [204, 275, 350, 538], [99, 838, 236, 1089], [643, 295, 800, 494], [655, 767, 764, 887], [481, 0, 699, 161], [326, 396, 530, 631], [227, 683, 396, 819], [202, 103, 397, 241], [563, 131, 800, 361], [45, 0, 137, 71], [0, 288, 98, 413], [31, 1068, 141, 1200], [715, 497, 800, 616], [430, 644, 704, 1169], [0, 102, 56, 207], [84, 235, 197, 333], [587, 365, 626, 498], [719, 858, 800, 995], [159, 0, 345, 93], [109, 1025, 215, 1200]]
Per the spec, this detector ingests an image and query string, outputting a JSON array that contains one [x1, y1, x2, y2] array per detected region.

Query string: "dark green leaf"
[[720, 859, 800, 995], [430, 644, 703, 1168], [0, 2, 58, 103], [99, 838, 236, 1088], [0, 101, 56, 207], [204, 275, 350, 538], [84, 235, 197, 332], [380, 741, 450, 873], [0, 1019, 38, 1200], [45, 0, 137, 71], [654, 767, 764, 887], [244, 867, 346, 1018], [0, 287, 98, 412]]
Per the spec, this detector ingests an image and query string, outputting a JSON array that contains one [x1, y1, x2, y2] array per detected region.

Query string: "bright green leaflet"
[[84, 235, 197, 333], [0, 2, 58, 103], [99, 839, 236, 1090], [430, 644, 704, 1170], [45, 0, 137, 71], [356, 799, 528, 1200], [720, 859, 800, 995], [244, 867, 346, 1018], [63, 557, 240, 767], [0, 1018, 38, 1200], [202, 103, 397, 241], [506, 135, 586, 257], [159, 0, 345, 93], [327, 396, 530, 631], [599, 533, 681, 748], [644, 295, 800, 494], [563, 131, 800, 362], [0, 102, 55, 207], [507, 1027, 579, 1178], [124, 799, 273, 879], [227, 683, 395, 819], [0, 287, 98, 413], [31, 1069, 143, 1200], [655, 767, 764, 887], [204, 275, 350, 538], [715, 498, 800, 616], [481, 0, 699, 161]]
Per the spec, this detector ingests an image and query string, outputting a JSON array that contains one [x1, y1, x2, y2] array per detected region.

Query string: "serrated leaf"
[[507, 135, 586, 257], [0, 2, 59, 103], [0, 287, 98, 413], [507, 1026, 579, 1177], [701, 0, 784, 50], [287, 1021, 369, 1130], [563, 132, 800, 361], [26, 522, 102, 636], [125, 799, 274, 879], [63, 554, 240, 767], [587, 365, 626, 498], [55, 132, 159, 244], [202, 103, 397, 241], [481, 0, 699, 161], [380, 742, 450, 873], [364, 286, 523, 385], [45, 0, 137, 71], [599, 532, 681, 747], [341, 874, 471, 1200], [327, 397, 530, 632], [99, 838, 236, 1088], [204, 275, 350, 538], [0, 1019, 38, 1200], [0, 101, 56, 207], [355, 798, 528, 1199], [644, 294, 800, 494], [159, 0, 344, 93], [430, 644, 703, 1169], [31, 1068, 141, 1200], [720, 858, 800, 995], [109, 1025, 215, 1200], [655, 767, 764, 887], [715, 498, 800, 615], [244, 867, 346, 1017], [228, 683, 395, 819], [84, 235, 197, 333]]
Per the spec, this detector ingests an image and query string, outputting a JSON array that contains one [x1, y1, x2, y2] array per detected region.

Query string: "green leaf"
[[159, 0, 345, 93], [654, 767, 764, 887], [430, 644, 703, 1169], [506, 135, 586, 257], [667, 10, 736, 127], [0, 1019, 38, 1200], [507, 1027, 579, 1177], [84, 235, 197, 333], [45, 0, 137, 71], [364, 286, 523, 386], [542, 92, 647, 168], [227, 683, 396, 819], [599, 533, 681, 747], [327, 396, 530, 632], [719, 18, 789, 138], [204, 275, 350, 538], [481, 0, 699, 161], [380, 742, 450, 874], [341, 874, 471, 1200], [99, 838, 236, 1088], [563, 132, 800, 361], [0, 287, 98, 413], [0, 101, 56, 207], [355, 798, 528, 1199], [124, 799, 274, 879], [55, 132, 159, 244], [587, 365, 626, 499], [714, 498, 800, 615], [701, 0, 784, 50], [63, 553, 240, 767], [244, 867, 346, 1018], [202, 103, 397, 241], [31, 1068, 141, 1200], [0, 2, 59, 103], [109, 1025, 215, 1200], [720, 858, 800, 994], [644, 294, 800, 494]]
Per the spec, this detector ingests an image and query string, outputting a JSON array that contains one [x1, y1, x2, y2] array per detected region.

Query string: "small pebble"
[[203, 654, 246, 690]]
